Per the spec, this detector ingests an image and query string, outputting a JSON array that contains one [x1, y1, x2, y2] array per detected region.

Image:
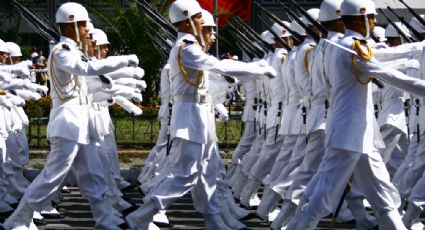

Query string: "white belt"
[[173, 94, 211, 104], [52, 96, 91, 107], [287, 97, 303, 105], [381, 97, 403, 109], [310, 97, 328, 107]]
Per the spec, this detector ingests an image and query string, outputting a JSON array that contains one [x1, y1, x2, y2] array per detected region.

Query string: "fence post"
[[36, 106, 41, 148]]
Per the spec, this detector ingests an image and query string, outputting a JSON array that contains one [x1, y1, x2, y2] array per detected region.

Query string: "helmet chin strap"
[[97, 46, 101, 59], [189, 18, 206, 50], [74, 21, 82, 49], [364, 14, 370, 38]]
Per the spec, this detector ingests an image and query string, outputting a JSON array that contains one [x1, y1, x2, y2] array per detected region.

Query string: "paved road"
[[0, 186, 373, 229]]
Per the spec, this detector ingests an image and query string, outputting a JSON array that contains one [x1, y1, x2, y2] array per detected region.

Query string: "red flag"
[[197, 0, 252, 27]]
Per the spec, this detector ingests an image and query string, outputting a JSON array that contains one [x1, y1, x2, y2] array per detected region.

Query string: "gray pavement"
[[0, 185, 375, 230]]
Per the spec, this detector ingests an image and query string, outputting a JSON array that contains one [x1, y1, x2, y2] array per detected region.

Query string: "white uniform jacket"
[[47, 36, 131, 144], [158, 64, 171, 123], [168, 33, 273, 144], [279, 46, 303, 135], [266, 48, 287, 130], [307, 32, 343, 134]]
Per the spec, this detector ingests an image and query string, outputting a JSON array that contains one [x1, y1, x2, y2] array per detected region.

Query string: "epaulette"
[[0, 90, 7, 95], [62, 44, 70, 51], [183, 39, 195, 44]]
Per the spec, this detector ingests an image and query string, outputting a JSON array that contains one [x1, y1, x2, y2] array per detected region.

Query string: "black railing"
[[26, 101, 245, 149]]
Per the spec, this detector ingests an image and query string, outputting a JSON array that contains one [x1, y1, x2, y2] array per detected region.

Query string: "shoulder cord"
[[49, 47, 80, 100], [177, 43, 204, 89], [304, 45, 315, 76], [351, 40, 374, 85]]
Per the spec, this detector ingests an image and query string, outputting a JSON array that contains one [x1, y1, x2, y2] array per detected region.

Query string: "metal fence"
[[26, 101, 245, 149]]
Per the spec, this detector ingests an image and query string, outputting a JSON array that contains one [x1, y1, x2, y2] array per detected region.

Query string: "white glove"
[[114, 95, 143, 116], [7, 94, 25, 107], [92, 91, 113, 102], [11, 66, 30, 78], [126, 54, 139, 67], [0, 96, 13, 109], [29, 83, 48, 94], [255, 59, 277, 79], [0, 72, 12, 83], [114, 78, 147, 90], [16, 89, 41, 100], [134, 67, 145, 79], [215, 103, 229, 123]]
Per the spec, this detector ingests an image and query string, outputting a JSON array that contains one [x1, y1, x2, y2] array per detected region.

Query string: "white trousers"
[[301, 148, 400, 219], [270, 135, 307, 195], [392, 132, 419, 199], [3, 129, 29, 177], [395, 133, 425, 200], [263, 135, 297, 186], [231, 121, 256, 165], [249, 127, 284, 182], [149, 137, 221, 214], [285, 130, 325, 204], [380, 125, 408, 178], [241, 134, 264, 176], [24, 137, 108, 211]]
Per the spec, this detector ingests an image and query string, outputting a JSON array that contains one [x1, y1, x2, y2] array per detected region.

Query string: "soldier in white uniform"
[[255, 20, 306, 220], [376, 23, 410, 178], [392, 15, 425, 212], [271, 0, 346, 228], [2, 3, 140, 229], [286, 0, 425, 228], [230, 32, 272, 201], [125, 0, 277, 229], [238, 21, 291, 208], [268, 8, 320, 203]]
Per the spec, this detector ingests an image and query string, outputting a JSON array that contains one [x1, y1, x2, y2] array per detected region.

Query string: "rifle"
[[378, 9, 415, 43], [399, 0, 425, 28], [228, 21, 268, 54], [257, 15, 292, 51], [235, 42, 255, 60], [284, 0, 328, 37], [254, 1, 304, 43], [232, 31, 265, 58], [233, 17, 274, 52], [132, 0, 178, 40], [144, 22, 174, 49], [387, 6, 424, 41], [278, 2, 321, 43], [143, 24, 171, 60], [11, 0, 60, 42]]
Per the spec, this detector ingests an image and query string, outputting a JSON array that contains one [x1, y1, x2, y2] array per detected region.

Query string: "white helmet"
[[202, 9, 216, 27], [260, 30, 275, 45], [341, 0, 377, 16], [410, 15, 425, 33], [92, 29, 110, 46], [290, 20, 306, 36], [385, 22, 411, 38], [319, 0, 343, 22], [55, 2, 90, 23], [0, 39, 8, 53], [87, 21, 95, 35], [5, 42, 22, 57], [302, 8, 320, 26], [169, 0, 202, 24], [272, 21, 291, 38], [373, 26, 387, 42]]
